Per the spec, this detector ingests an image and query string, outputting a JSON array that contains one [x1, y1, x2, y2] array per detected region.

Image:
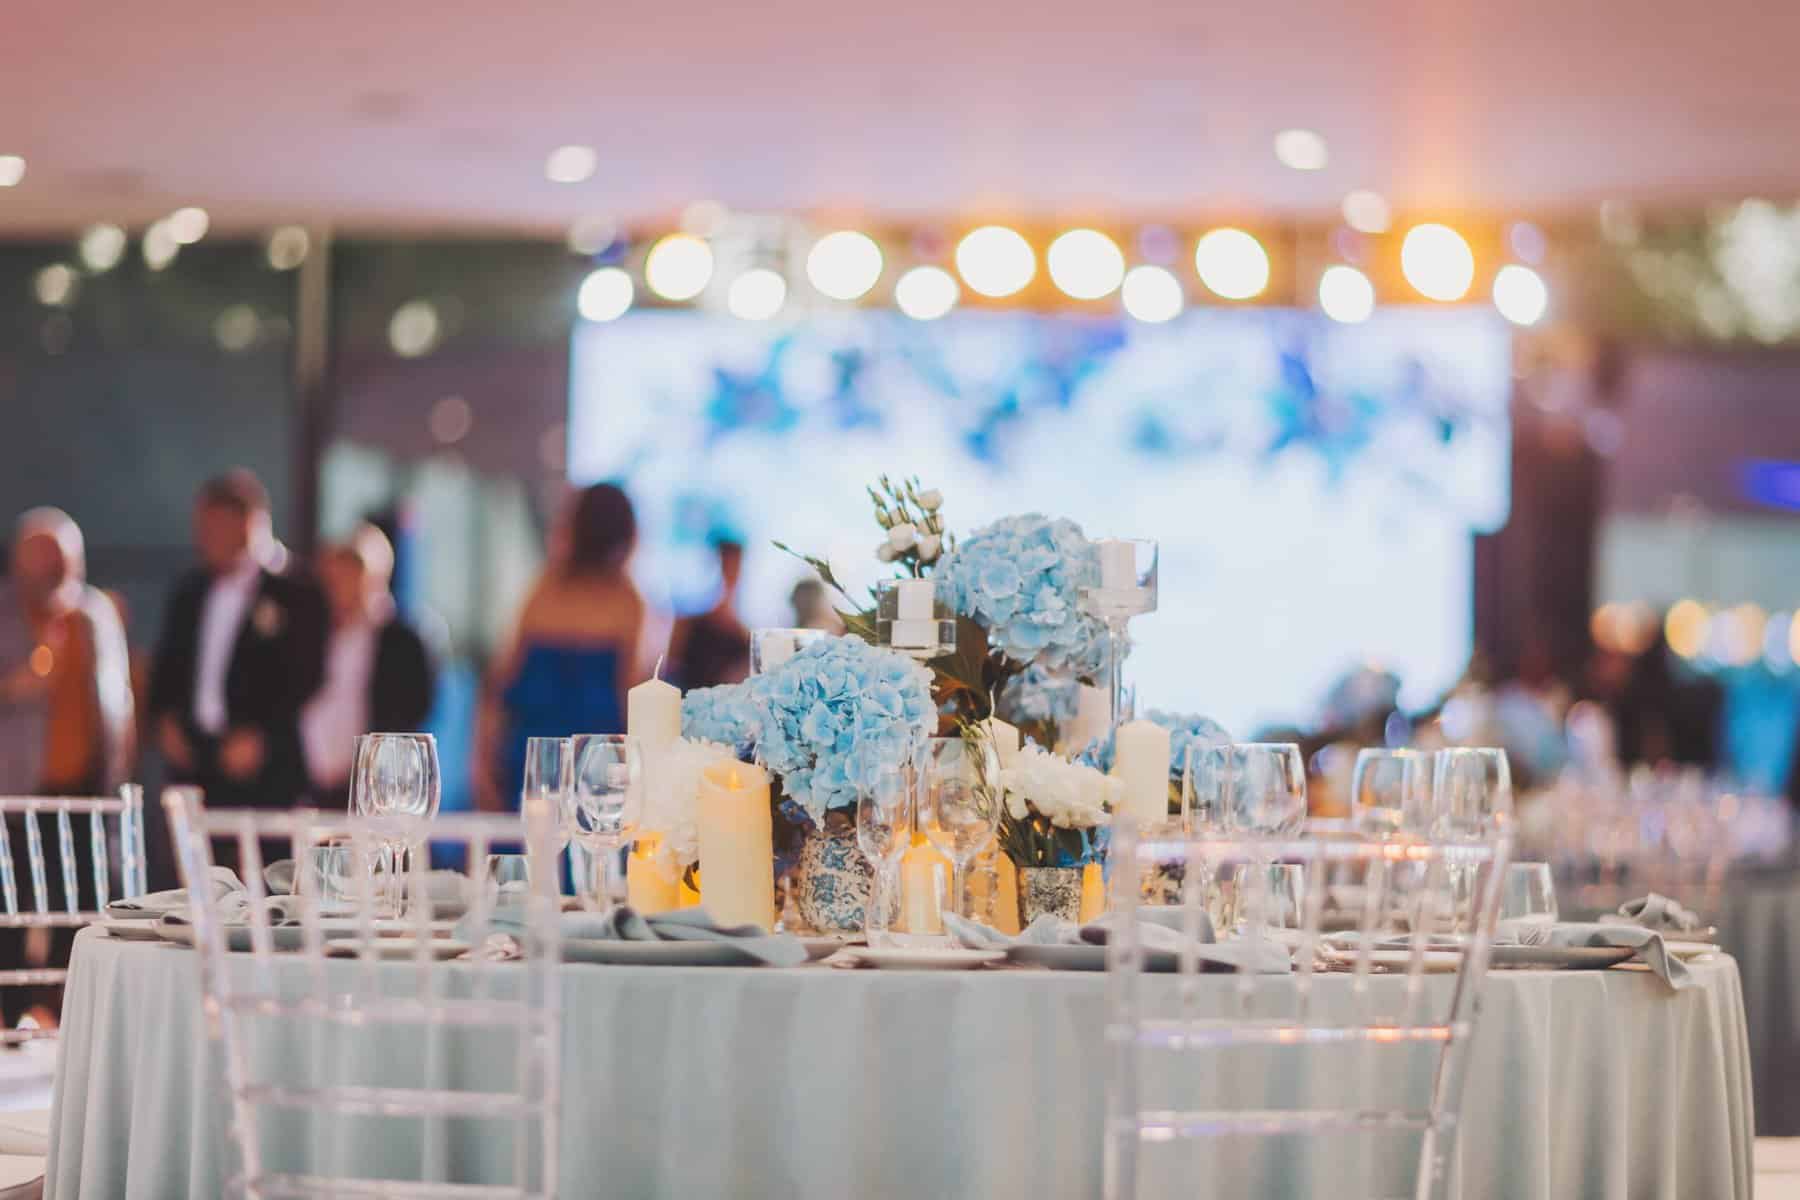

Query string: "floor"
[[1760, 1139, 1800, 1198]]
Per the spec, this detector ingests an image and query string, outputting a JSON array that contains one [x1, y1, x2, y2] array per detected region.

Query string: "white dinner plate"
[[1318, 948, 1464, 973], [800, 937, 847, 962], [845, 947, 1004, 970], [1666, 940, 1721, 960], [560, 940, 766, 967]]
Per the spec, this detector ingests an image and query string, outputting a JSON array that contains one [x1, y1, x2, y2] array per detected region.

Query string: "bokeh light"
[[167, 207, 209, 246], [1120, 265, 1183, 323], [1047, 229, 1125, 300], [1401, 224, 1475, 301], [806, 230, 885, 301], [544, 145, 598, 184], [1492, 264, 1549, 326], [1193, 228, 1270, 300], [954, 226, 1036, 298], [894, 266, 959, 320], [577, 267, 634, 322], [680, 201, 729, 238], [142, 221, 180, 271], [388, 300, 441, 358], [78, 225, 127, 273], [566, 216, 618, 257], [0, 156, 23, 188], [1273, 129, 1329, 171], [1341, 190, 1392, 234], [213, 305, 260, 353], [266, 226, 310, 271], [33, 264, 78, 308], [726, 268, 787, 320], [1664, 599, 1710, 660], [644, 234, 714, 301], [429, 395, 474, 444], [1317, 265, 1375, 323]]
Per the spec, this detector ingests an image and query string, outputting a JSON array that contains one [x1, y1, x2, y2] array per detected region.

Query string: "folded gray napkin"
[[942, 910, 1290, 974], [1617, 893, 1704, 936], [105, 867, 243, 918], [469, 904, 808, 967], [263, 860, 296, 896], [158, 895, 304, 929], [1500, 919, 1693, 990]]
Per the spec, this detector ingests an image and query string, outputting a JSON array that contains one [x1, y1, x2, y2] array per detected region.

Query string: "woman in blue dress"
[[476, 483, 661, 812]]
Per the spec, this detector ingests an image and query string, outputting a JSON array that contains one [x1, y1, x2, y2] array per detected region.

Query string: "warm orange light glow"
[[1665, 599, 1709, 659], [28, 646, 52, 677], [727, 768, 743, 790]]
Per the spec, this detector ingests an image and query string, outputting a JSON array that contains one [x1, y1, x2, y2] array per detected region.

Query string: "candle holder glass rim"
[[749, 627, 830, 676], [874, 577, 957, 661]]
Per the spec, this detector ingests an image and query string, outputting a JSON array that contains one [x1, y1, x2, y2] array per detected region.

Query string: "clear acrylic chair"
[[164, 788, 563, 1200], [1103, 817, 1510, 1200], [0, 785, 148, 1198]]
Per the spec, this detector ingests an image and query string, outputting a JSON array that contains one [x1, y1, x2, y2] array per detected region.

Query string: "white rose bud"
[[874, 508, 894, 529], [876, 542, 900, 563], [887, 523, 918, 552], [917, 488, 943, 513], [916, 533, 942, 563]]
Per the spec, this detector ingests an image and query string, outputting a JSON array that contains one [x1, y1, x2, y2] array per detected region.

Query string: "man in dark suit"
[[148, 471, 328, 810], [301, 524, 436, 806]]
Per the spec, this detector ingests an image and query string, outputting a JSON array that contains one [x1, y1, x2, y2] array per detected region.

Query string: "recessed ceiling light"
[[1273, 129, 1329, 171], [1341, 190, 1391, 234], [545, 145, 598, 185]]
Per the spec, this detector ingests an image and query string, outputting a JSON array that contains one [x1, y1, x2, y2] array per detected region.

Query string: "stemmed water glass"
[[1349, 748, 1433, 837], [351, 733, 440, 916], [856, 766, 912, 947], [1220, 743, 1308, 838], [917, 736, 1000, 920], [1431, 747, 1513, 932], [521, 735, 573, 877], [568, 735, 642, 908]]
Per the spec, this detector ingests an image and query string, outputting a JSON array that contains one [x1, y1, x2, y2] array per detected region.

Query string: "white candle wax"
[[1113, 719, 1171, 826], [756, 631, 798, 672], [895, 578, 935, 621], [983, 717, 1022, 769], [1058, 686, 1110, 754], [627, 677, 682, 752], [1097, 539, 1137, 591], [695, 761, 775, 930]]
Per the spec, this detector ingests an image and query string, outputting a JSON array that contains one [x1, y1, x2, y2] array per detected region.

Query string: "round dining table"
[[45, 928, 1753, 1199]]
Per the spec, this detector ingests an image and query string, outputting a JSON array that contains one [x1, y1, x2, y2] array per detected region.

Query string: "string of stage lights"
[[571, 208, 1553, 329]]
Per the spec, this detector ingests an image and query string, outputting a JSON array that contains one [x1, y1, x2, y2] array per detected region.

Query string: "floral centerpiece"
[[995, 745, 1119, 922]]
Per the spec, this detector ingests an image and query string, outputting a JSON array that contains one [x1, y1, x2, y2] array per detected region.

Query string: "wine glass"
[[856, 766, 912, 947], [1501, 862, 1558, 927], [917, 737, 1000, 920], [522, 736, 573, 875], [1431, 747, 1512, 932], [1221, 743, 1308, 838], [568, 735, 641, 907], [1349, 748, 1433, 837], [351, 733, 440, 915]]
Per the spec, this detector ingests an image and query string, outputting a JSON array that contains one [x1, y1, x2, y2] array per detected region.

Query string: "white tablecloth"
[[46, 929, 1754, 1199]]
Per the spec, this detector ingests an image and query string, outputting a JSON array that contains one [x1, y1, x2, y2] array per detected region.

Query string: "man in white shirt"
[[147, 471, 327, 811]]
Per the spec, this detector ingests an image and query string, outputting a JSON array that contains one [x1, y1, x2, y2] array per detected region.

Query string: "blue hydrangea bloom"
[[996, 664, 1082, 725], [933, 513, 1109, 673], [681, 683, 760, 750], [1078, 710, 1232, 780]]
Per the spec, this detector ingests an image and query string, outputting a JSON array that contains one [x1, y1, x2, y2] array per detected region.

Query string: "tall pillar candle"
[[1060, 686, 1110, 754], [900, 839, 947, 934], [1113, 719, 1172, 827], [695, 761, 775, 930], [982, 717, 1022, 770], [1096, 538, 1137, 591], [627, 677, 682, 752], [1079, 861, 1106, 922]]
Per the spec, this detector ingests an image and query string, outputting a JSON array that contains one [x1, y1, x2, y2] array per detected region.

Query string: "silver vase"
[[1016, 865, 1084, 924]]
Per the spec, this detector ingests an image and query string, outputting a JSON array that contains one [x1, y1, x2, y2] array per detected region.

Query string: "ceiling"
[[5, 0, 1800, 236]]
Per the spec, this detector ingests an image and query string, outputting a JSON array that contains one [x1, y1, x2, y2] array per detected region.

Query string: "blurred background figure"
[[301, 524, 436, 807], [147, 470, 327, 810], [789, 578, 844, 633], [666, 537, 749, 689], [0, 508, 134, 1029], [475, 483, 662, 812]]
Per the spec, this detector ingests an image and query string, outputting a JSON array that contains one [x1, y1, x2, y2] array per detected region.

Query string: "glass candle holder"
[[1077, 539, 1159, 735], [875, 578, 956, 660], [750, 627, 829, 675]]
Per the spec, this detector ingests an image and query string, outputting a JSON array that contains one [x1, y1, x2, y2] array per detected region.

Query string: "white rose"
[[876, 542, 899, 563], [916, 533, 942, 563], [917, 489, 943, 513], [887, 523, 918, 551]]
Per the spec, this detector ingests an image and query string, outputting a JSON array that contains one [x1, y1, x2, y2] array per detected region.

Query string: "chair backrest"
[[1103, 817, 1510, 1200], [0, 785, 147, 1039], [163, 788, 563, 1200]]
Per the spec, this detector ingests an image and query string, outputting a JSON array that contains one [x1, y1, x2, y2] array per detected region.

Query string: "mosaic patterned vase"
[[794, 823, 876, 936], [1016, 866, 1084, 925]]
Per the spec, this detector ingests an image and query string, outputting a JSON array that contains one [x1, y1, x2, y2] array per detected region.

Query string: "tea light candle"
[[895, 577, 935, 621], [678, 869, 701, 909], [1096, 539, 1137, 591], [1114, 719, 1171, 827], [626, 835, 682, 914], [696, 761, 775, 930], [628, 677, 682, 752], [1079, 861, 1106, 922]]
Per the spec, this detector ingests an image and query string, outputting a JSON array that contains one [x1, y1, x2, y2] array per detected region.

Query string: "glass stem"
[[950, 861, 968, 920], [1106, 619, 1129, 737]]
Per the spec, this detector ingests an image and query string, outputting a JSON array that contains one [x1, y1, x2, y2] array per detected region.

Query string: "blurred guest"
[[0, 509, 134, 1028], [0, 508, 134, 794], [1612, 628, 1722, 769], [476, 483, 661, 812], [148, 471, 327, 810], [666, 538, 749, 689], [789, 577, 844, 633], [301, 525, 436, 806]]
